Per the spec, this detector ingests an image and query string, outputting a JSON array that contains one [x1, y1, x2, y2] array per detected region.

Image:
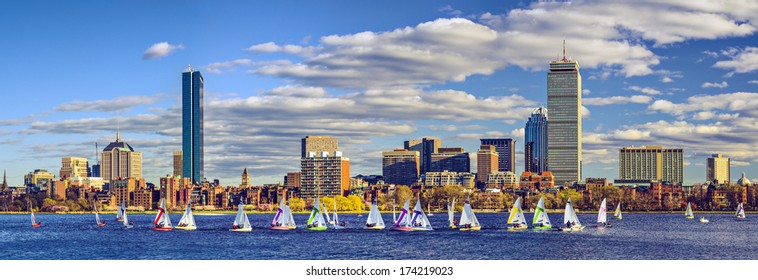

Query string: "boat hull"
[[558, 226, 585, 232], [459, 226, 480, 231], [334, 225, 346, 230], [229, 227, 252, 232], [411, 227, 433, 231], [532, 226, 553, 230], [390, 226, 413, 231], [97, 223, 106, 227], [32, 223, 42, 228], [686, 216, 694, 219], [507, 226, 528, 231], [306, 226, 327, 231], [270, 226, 292, 230], [176, 225, 197, 231], [123, 225, 133, 229], [364, 225, 385, 230], [152, 227, 173, 231], [449, 225, 457, 229]]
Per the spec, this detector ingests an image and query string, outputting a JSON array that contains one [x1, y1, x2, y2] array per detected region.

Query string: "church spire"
[[2, 169, 7, 191]]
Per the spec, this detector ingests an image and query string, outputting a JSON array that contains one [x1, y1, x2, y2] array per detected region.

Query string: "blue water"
[[1, 213, 756, 260]]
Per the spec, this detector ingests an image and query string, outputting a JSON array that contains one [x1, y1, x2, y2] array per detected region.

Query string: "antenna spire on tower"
[[562, 38, 567, 61]]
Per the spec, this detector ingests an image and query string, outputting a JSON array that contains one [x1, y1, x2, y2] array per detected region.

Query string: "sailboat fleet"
[[25, 194, 745, 230]]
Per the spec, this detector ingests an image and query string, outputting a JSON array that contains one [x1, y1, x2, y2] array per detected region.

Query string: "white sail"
[[116, 200, 125, 221], [532, 197, 552, 227], [233, 202, 251, 229], [178, 203, 196, 228], [614, 202, 622, 219], [154, 198, 173, 228], [307, 197, 326, 227], [393, 199, 411, 227], [410, 199, 433, 229], [563, 198, 581, 226], [507, 197, 527, 225], [685, 202, 694, 217], [597, 198, 608, 224], [123, 207, 130, 227], [737, 203, 746, 218], [366, 200, 385, 227], [459, 198, 479, 227], [285, 202, 296, 227], [333, 197, 339, 225], [93, 201, 102, 224], [323, 201, 333, 225], [448, 198, 456, 227]]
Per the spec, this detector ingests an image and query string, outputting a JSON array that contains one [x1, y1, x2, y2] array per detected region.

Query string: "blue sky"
[[2, 0, 758, 186]]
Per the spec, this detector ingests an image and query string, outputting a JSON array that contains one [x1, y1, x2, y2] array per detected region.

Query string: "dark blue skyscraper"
[[525, 107, 548, 173], [182, 66, 204, 184]]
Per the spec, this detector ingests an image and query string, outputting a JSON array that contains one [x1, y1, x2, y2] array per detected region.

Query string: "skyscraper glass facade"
[[525, 107, 548, 173], [547, 55, 582, 186], [182, 67, 204, 184]]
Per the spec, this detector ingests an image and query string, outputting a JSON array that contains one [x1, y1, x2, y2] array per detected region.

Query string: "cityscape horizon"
[[2, 1, 758, 188]]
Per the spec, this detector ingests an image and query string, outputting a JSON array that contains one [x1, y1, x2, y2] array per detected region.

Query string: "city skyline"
[[2, 1, 758, 186]]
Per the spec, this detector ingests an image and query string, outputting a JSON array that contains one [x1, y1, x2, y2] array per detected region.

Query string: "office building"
[[480, 139, 515, 173], [547, 41, 582, 186], [476, 145, 499, 185], [430, 147, 470, 173], [421, 171, 476, 190], [706, 153, 730, 185], [24, 169, 55, 188], [382, 149, 420, 186], [173, 151, 182, 177], [301, 136, 338, 158], [101, 131, 142, 183], [619, 146, 683, 184], [300, 151, 350, 199], [404, 138, 441, 173], [60, 157, 89, 179], [182, 66, 204, 184], [525, 107, 548, 173]]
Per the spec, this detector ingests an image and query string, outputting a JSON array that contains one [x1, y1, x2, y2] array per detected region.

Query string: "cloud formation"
[[143, 42, 184, 60], [584, 95, 653, 106], [702, 81, 729, 88], [54, 95, 170, 112], [713, 46, 758, 74]]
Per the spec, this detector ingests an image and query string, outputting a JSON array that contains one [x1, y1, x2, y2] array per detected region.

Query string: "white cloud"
[[582, 89, 591, 95], [748, 80, 758, 84], [204, 59, 254, 74], [714, 47, 758, 74], [648, 92, 758, 116], [265, 85, 328, 98], [246, 42, 315, 56], [54, 95, 169, 112], [701, 81, 728, 88], [143, 42, 184, 60], [628, 86, 662, 95], [438, 5, 462, 17], [661, 76, 674, 83], [584, 95, 653, 106]]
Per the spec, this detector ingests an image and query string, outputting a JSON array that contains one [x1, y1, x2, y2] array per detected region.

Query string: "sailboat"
[[459, 197, 480, 231], [115, 200, 125, 222], [270, 199, 296, 230], [685, 202, 694, 219], [699, 216, 710, 223], [152, 198, 173, 231], [532, 197, 553, 230], [176, 203, 197, 230], [306, 197, 328, 231], [323, 200, 334, 225], [392, 203, 397, 224], [427, 202, 434, 216], [447, 198, 457, 229], [230, 202, 252, 232], [30, 207, 41, 228], [123, 205, 133, 229], [558, 198, 585, 232], [507, 197, 528, 231], [94, 201, 106, 227], [736, 203, 746, 219], [614, 202, 623, 220], [364, 199, 385, 230], [390, 198, 413, 231], [597, 198, 611, 227], [333, 197, 345, 229], [410, 199, 433, 231]]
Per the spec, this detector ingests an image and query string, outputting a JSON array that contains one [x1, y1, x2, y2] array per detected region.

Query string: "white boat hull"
[[176, 225, 197, 231], [229, 227, 253, 232], [559, 225, 585, 232]]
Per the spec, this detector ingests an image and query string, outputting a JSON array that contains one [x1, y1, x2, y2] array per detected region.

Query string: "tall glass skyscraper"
[[547, 42, 581, 186], [182, 66, 204, 184], [525, 107, 548, 173]]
